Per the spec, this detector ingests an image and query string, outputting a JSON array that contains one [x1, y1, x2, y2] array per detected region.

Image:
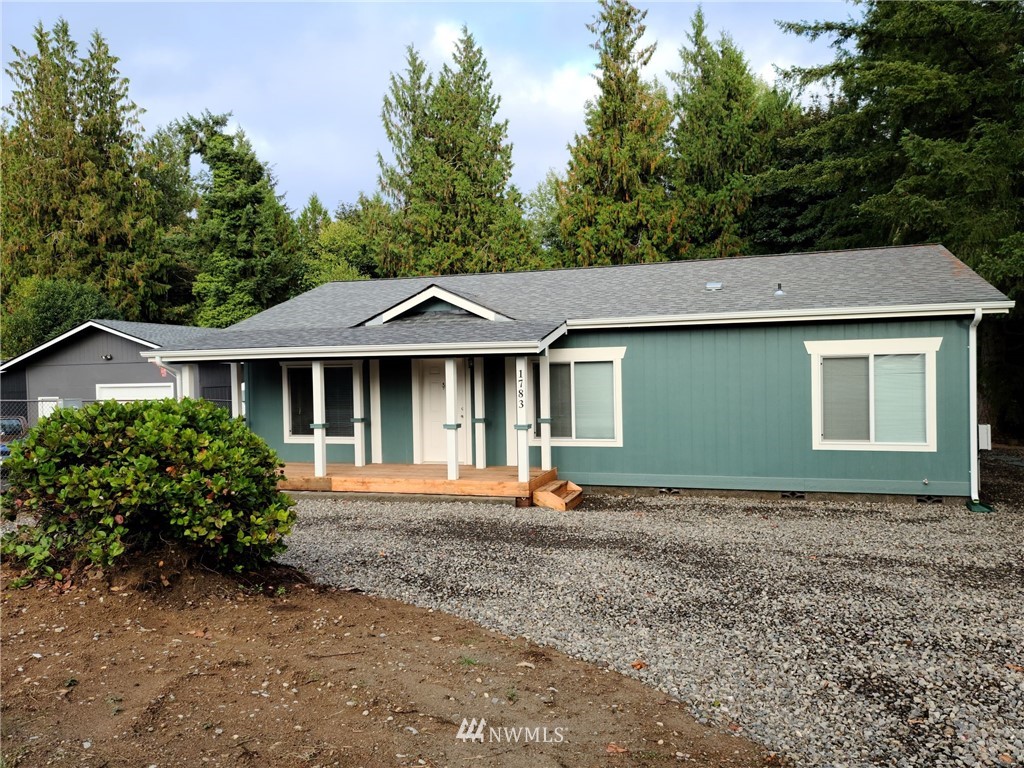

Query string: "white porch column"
[[352, 362, 366, 468], [179, 364, 199, 400], [311, 361, 327, 478], [472, 357, 487, 469], [444, 358, 460, 481], [539, 354, 552, 471], [229, 362, 243, 419], [514, 355, 530, 484]]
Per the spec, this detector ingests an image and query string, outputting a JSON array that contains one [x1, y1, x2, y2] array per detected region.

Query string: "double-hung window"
[[282, 363, 357, 443], [804, 338, 942, 452], [528, 347, 625, 447]]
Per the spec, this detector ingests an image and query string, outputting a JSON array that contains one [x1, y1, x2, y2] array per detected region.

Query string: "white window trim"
[[280, 362, 361, 445], [804, 337, 942, 452], [527, 346, 626, 448]]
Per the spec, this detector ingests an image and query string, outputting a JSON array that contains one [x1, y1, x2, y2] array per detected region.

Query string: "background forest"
[[2, 0, 1022, 434]]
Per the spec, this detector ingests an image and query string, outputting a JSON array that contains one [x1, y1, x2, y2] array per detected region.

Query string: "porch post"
[[444, 358, 460, 481], [179, 364, 198, 400], [369, 360, 383, 464], [473, 357, 486, 469], [539, 354, 552, 471], [352, 362, 366, 468], [311, 361, 327, 478], [514, 355, 530, 484], [229, 362, 243, 419]]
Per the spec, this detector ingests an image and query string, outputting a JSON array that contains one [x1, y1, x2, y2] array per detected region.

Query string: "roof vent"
[[705, 280, 723, 292], [774, 282, 786, 298]]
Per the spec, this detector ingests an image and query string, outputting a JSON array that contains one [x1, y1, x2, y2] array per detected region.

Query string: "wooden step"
[[533, 480, 583, 511]]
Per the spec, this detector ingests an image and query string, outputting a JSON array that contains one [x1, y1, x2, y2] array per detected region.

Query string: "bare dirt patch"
[[1, 556, 775, 768]]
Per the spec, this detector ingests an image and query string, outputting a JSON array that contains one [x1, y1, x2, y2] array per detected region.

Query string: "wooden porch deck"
[[279, 463, 558, 498]]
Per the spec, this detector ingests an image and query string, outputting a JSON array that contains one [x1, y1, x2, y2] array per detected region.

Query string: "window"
[[528, 347, 625, 447], [282, 364, 356, 442], [804, 338, 942, 452]]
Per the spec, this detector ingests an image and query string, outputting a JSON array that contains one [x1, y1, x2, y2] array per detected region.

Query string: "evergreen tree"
[[559, 0, 677, 266], [774, 0, 1024, 433], [179, 112, 302, 328], [1, 20, 170, 321], [375, 31, 539, 276], [669, 9, 796, 258]]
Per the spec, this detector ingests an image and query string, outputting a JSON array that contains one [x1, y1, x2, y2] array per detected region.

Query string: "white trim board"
[[566, 302, 1013, 331], [95, 382, 175, 401], [364, 285, 511, 325], [1, 321, 160, 371], [804, 337, 942, 453], [140, 334, 567, 363]]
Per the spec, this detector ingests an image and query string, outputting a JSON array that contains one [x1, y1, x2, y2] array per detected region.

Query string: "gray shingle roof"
[[169, 317, 564, 351], [156, 245, 1011, 355], [93, 320, 222, 348]]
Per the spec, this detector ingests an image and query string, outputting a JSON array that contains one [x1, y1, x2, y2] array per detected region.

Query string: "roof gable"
[[361, 284, 511, 326], [0, 320, 216, 371]]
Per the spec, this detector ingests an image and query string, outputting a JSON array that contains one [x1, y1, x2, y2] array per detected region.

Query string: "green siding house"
[[144, 245, 1013, 502]]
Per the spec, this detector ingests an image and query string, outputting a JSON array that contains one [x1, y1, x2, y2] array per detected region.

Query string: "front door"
[[416, 359, 469, 463]]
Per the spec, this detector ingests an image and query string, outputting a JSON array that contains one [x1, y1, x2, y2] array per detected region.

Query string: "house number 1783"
[[517, 368, 525, 410]]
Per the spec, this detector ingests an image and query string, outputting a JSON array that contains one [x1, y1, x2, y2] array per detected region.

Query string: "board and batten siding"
[[245, 359, 374, 464], [539, 318, 971, 496]]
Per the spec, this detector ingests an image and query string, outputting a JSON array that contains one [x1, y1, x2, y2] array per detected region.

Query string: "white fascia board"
[[366, 285, 511, 325], [0, 320, 159, 371], [139, 337, 559, 363], [565, 301, 1015, 330]]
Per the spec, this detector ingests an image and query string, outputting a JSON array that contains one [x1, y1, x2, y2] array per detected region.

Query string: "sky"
[[1, 1, 857, 215]]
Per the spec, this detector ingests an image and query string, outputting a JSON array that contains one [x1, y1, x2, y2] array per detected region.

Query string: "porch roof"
[[141, 316, 567, 362]]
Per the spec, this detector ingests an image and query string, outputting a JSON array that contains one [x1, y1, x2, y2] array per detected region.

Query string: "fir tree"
[[559, 0, 677, 266], [179, 112, 302, 328]]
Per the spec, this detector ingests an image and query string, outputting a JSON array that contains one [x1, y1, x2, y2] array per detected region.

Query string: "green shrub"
[[1, 398, 295, 579]]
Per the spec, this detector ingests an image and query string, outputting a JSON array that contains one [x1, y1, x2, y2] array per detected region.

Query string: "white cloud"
[[429, 21, 461, 64]]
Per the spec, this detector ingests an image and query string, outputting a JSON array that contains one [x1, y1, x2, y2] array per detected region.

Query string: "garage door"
[[95, 383, 175, 402]]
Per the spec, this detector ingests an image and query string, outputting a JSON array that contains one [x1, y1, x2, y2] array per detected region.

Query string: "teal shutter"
[[874, 354, 926, 443], [822, 357, 869, 440], [574, 361, 614, 439]]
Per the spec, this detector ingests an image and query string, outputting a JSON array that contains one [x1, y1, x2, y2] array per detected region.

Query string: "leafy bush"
[[2, 398, 295, 580]]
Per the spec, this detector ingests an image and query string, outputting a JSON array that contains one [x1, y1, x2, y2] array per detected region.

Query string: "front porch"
[[278, 462, 558, 498]]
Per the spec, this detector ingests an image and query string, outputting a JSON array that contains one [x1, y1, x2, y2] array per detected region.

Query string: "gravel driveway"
[[281, 491, 1023, 767]]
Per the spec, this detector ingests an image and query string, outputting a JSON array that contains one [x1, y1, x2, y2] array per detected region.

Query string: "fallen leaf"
[[606, 743, 628, 754], [516, 661, 536, 669], [727, 723, 743, 733], [998, 755, 1013, 764], [1005, 663, 1024, 673], [630, 660, 648, 670]]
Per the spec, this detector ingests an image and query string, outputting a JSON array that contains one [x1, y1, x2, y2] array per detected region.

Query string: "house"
[[0, 319, 233, 427], [138, 244, 1012, 504]]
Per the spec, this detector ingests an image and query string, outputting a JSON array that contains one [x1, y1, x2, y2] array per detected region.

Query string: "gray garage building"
[[0, 319, 232, 427]]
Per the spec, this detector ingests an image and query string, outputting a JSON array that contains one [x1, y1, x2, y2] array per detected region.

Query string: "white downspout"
[[968, 308, 983, 503], [152, 356, 183, 400]]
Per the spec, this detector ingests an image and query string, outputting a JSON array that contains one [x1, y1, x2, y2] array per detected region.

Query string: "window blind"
[[574, 361, 614, 439], [874, 354, 926, 443], [550, 363, 572, 438], [288, 367, 314, 436], [822, 357, 869, 441], [325, 367, 355, 438]]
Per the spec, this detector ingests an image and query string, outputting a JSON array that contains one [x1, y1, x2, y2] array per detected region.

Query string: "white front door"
[[415, 359, 469, 464]]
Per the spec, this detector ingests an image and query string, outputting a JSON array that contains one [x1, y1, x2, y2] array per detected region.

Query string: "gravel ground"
[[281, 485, 1024, 767]]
